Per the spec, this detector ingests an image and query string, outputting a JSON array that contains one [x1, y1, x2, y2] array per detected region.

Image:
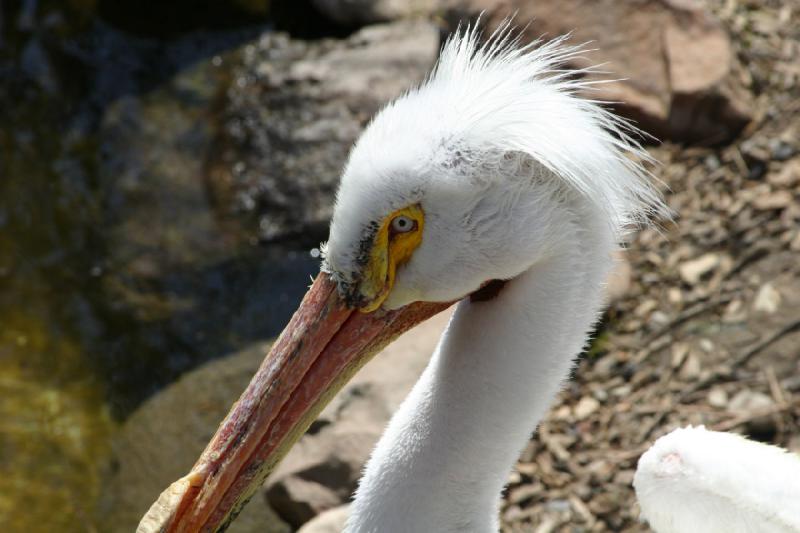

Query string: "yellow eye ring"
[[357, 204, 424, 312], [390, 215, 416, 234]]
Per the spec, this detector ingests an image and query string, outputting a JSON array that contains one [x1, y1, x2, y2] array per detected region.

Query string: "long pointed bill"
[[138, 272, 452, 533]]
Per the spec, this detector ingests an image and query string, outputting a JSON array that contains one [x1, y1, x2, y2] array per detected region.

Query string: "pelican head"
[[139, 22, 665, 533], [324, 24, 661, 312]]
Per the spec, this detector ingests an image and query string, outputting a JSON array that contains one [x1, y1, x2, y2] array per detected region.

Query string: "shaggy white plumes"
[[634, 426, 800, 533], [324, 19, 668, 292], [423, 20, 666, 230]]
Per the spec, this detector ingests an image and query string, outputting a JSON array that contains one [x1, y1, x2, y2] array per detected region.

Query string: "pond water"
[[0, 2, 329, 530]]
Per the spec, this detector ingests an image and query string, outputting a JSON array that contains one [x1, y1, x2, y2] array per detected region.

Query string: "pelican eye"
[[390, 215, 416, 234]]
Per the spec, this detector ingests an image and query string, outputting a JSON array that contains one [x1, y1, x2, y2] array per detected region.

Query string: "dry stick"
[[568, 494, 596, 527], [640, 237, 777, 351], [766, 366, 788, 405], [721, 242, 773, 281], [732, 318, 800, 368], [637, 408, 671, 444], [642, 293, 733, 347], [638, 319, 800, 442], [539, 423, 570, 463], [678, 318, 800, 402], [711, 399, 800, 433], [700, 213, 772, 250]]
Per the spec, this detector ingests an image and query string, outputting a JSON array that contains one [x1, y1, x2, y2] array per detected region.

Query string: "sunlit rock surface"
[[101, 342, 290, 533]]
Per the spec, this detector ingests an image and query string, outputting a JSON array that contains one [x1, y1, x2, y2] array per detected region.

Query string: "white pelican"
[[635, 426, 800, 533], [139, 22, 669, 532]]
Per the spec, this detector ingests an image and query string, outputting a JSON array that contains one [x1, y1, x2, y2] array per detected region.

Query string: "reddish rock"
[[464, 0, 752, 144]]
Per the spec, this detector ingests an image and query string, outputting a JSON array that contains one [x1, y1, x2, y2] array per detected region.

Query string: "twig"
[[539, 423, 571, 463], [678, 318, 800, 402], [712, 400, 799, 433], [568, 495, 596, 526], [732, 318, 800, 369], [643, 294, 733, 346]]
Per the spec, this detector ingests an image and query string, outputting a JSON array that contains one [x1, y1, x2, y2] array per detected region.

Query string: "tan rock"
[[707, 387, 728, 408], [679, 253, 720, 285], [297, 505, 351, 533], [752, 190, 794, 211], [311, 0, 440, 25], [768, 159, 800, 187], [678, 352, 702, 381], [728, 389, 776, 436], [606, 251, 632, 304], [753, 283, 781, 314], [102, 343, 290, 533], [574, 396, 601, 420]]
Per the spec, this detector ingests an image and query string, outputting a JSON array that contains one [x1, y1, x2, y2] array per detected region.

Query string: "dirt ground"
[[501, 1, 800, 531]]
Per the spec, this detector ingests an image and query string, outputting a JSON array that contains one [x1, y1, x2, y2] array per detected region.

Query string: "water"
[[0, 2, 328, 530]]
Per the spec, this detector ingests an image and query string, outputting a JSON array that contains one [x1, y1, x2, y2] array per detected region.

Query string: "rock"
[[678, 351, 702, 381], [264, 309, 453, 528], [574, 396, 600, 420], [207, 20, 439, 247], [267, 477, 342, 527], [466, 0, 752, 144], [588, 492, 619, 516], [791, 231, 800, 252], [728, 389, 776, 437], [768, 159, 800, 188], [707, 387, 728, 408], [606, 251, 632, 304], [297, 504, 351, 533], [311, 0, 440, 25], [100, 342, 290, 533], [670, 343, 689, 369], [679, 253, 720, 285], [752, 190, 794, 210], [753, 283, 781, 313], [97, 42, 322, 410]]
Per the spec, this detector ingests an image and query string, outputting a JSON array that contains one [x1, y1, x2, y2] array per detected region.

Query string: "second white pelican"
[[139, 22, 669, 533]]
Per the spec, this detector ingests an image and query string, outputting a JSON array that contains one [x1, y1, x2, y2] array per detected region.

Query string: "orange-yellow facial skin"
[[358, 205, 424, 313]]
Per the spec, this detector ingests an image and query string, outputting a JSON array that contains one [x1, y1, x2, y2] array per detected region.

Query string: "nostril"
[[655, 452, 684, 477]]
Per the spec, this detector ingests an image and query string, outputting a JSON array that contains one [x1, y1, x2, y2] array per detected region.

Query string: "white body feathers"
[[635, 426, 800, 533]]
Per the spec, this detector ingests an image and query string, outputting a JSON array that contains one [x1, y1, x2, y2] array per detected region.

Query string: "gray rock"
[[100, 342, 290, 533], [96, 45, 322, 407], [312, 0, 442, 25], [728, 389, 777, 437], [208, 20, 440, 247], [297, 504, 351, 533]]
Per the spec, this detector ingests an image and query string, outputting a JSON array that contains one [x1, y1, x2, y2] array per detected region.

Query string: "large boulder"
[[206, 20, 440, 247], [100, 342, 290, 533], [96, 31, 322, 413]]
